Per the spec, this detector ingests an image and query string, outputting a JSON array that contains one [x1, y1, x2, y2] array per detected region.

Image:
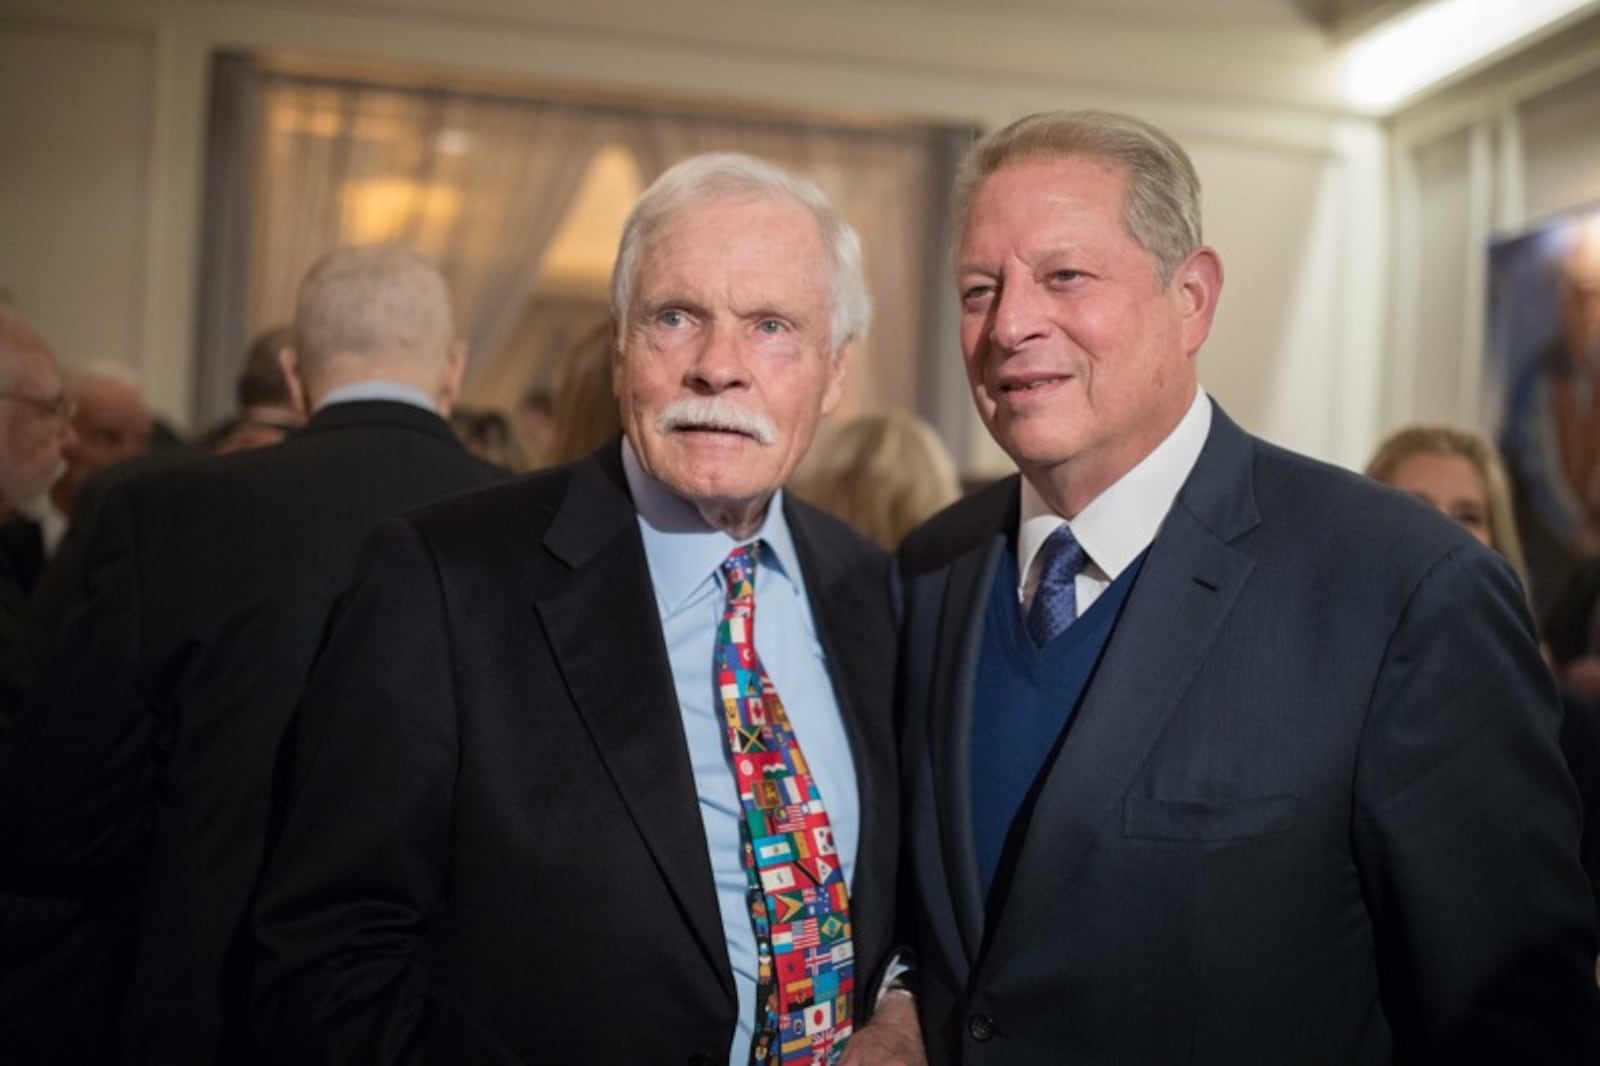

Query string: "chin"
[[993, 424, 1077, 467]]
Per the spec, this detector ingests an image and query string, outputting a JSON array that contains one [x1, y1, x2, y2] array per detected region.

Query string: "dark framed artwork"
[[1489, 205, 1600, 610]]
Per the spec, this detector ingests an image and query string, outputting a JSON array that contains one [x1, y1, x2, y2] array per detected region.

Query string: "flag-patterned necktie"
[[716, 543, 854, 1065], [1026, 523, 1089, 646]]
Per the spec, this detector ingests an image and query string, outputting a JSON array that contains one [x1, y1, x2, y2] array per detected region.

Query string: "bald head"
[[292, 245, 462, 410], [51, 362, 152, 517]]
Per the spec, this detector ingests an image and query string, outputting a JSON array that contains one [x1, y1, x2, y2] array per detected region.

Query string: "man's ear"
[[436, 341, 467, 416], [1173, 246, 1224, 357], [820, 342, 851, 418], [277, 347, 310, 417]]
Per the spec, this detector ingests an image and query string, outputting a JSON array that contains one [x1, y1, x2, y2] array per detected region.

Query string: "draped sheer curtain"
[[194, 54, 967, 428]]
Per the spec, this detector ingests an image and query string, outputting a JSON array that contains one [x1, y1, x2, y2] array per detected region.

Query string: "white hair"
[[611, 153, 871, 352]]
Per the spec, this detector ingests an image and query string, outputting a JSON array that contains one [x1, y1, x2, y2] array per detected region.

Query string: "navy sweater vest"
[[971, 544, 1147, 900]]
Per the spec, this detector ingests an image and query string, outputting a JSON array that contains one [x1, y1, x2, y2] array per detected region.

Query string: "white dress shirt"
[[1017, 388, 1213, 614]]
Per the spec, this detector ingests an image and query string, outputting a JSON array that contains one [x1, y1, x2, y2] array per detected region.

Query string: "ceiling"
[[862, 0, 1430, 36]]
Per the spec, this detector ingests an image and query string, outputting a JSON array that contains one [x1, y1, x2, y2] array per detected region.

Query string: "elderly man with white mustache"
[[250, 153, 918, 1065]]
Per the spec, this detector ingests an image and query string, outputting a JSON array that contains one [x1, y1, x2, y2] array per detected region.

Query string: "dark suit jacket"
[[898, 406, 1600, 1064], [0, 518, 46, 600], [1, 546, 130, 1066], [0, 400, 505, 1065], [249, 441, 899, 1065], [0, 547, 39, 735]]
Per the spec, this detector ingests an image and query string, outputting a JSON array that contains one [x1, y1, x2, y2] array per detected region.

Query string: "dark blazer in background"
[[898, 406, 1600, 1064], [1, 546, 131, 1066], [0, 517, 46, 600], [0, 400, 505, 1065], [249, 441, 900, 1064]]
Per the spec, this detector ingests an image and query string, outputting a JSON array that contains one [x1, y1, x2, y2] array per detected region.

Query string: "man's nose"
[[686, 326, 750, 393], [989, 280, 1049, 352]]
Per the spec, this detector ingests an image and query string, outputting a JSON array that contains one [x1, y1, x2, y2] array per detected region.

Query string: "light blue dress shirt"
[[621, 439, 860, 1066], [317, 380, 437, 412]]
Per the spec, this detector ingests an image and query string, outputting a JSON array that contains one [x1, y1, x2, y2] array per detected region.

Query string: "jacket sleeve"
[[1353, 543, 1600, 1060], [249, 517, 461, 1065]]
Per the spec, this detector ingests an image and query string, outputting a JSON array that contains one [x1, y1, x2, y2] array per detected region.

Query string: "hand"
[[840, 991, 926, 1066]]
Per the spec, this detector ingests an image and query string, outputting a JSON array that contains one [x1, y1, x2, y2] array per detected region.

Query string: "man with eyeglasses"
[[0, 310, 75, 723], [0, 312, 75, 540], [0, 309, 116, 1066]]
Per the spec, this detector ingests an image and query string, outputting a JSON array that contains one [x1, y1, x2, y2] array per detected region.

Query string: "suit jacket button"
[[968, 1012, 996, 1041]]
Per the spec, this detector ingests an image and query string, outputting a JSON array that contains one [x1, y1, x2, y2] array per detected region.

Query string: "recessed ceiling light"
[[1341, 0, 1599, 112]]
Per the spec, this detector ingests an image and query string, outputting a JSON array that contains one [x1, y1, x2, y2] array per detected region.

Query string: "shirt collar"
[[317, 380, 437, 412], [620, 436, 801, 614], [1018, 387, 1212, 587]]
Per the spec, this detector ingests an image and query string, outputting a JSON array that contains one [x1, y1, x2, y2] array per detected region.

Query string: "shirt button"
[[968, 1012, 996, 1041]]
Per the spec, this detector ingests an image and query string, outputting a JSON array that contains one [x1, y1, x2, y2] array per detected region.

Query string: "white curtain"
[[248, 75, 612, 380], [200, 58, 966, 425]]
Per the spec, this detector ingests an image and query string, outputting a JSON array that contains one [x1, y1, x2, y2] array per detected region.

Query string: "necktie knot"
[[721, 544, 758, 618], [1027, 523, 1088, 646]]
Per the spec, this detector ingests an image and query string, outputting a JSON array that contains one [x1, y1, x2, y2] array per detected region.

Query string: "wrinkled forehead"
[[642, 194, 828, 275]]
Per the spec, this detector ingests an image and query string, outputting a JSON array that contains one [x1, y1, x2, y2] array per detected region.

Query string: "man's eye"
[[757, 319, 787, 335], [961, 284, 994, 305], [1050, 270, 1084, 284], [658, 309, 687, 328]]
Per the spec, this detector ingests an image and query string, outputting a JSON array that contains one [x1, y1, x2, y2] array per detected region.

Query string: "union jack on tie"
[[717, 544, 854, 1065]]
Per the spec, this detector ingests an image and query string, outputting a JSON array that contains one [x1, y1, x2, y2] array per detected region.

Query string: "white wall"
[[1387, 11, 1600, 438], [0, 20, 156, 390], [0, 0, 1385, 472]]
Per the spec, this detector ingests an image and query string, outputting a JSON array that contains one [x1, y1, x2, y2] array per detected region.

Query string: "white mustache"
[[656, 398, 776, 445]]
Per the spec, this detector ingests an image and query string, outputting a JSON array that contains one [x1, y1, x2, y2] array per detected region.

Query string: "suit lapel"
[[786, 501, 887, 861], [925, 480, 1016, 966], [530, 447, 733, 997], [978, 410, 1262, 973], [939, 538, 1006, 964]]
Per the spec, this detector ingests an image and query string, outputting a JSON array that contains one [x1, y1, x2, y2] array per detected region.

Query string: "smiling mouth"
[[999, 375, 1070, 394]]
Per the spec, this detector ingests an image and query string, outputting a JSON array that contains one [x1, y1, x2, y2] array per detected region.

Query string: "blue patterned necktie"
[[1026, 523, 1088, 646], [716, 544, 854, 1065]]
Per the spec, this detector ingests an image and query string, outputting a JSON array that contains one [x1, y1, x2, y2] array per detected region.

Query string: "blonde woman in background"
[[1368, 423, 1600, 934], [1365, 423, 1529, 586], [792, 409, 960, 551]]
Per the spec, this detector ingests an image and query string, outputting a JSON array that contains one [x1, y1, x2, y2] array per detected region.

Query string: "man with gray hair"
[[896, 110, 1600, 1061], [0, 313, 75, 534], [250, 154, 905, 1063], [0, 360, 153, 601], [0, 244, 504, 1064], [50, 361, 152, 524], [0, 310, 74, 727]]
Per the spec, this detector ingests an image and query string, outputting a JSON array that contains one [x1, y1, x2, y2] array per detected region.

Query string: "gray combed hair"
[[953, 110, 1203, 285], [610, 153, 871, 351]]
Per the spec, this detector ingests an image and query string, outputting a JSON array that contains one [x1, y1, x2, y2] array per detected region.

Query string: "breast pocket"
[[1121, 793, 1299, 841]]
